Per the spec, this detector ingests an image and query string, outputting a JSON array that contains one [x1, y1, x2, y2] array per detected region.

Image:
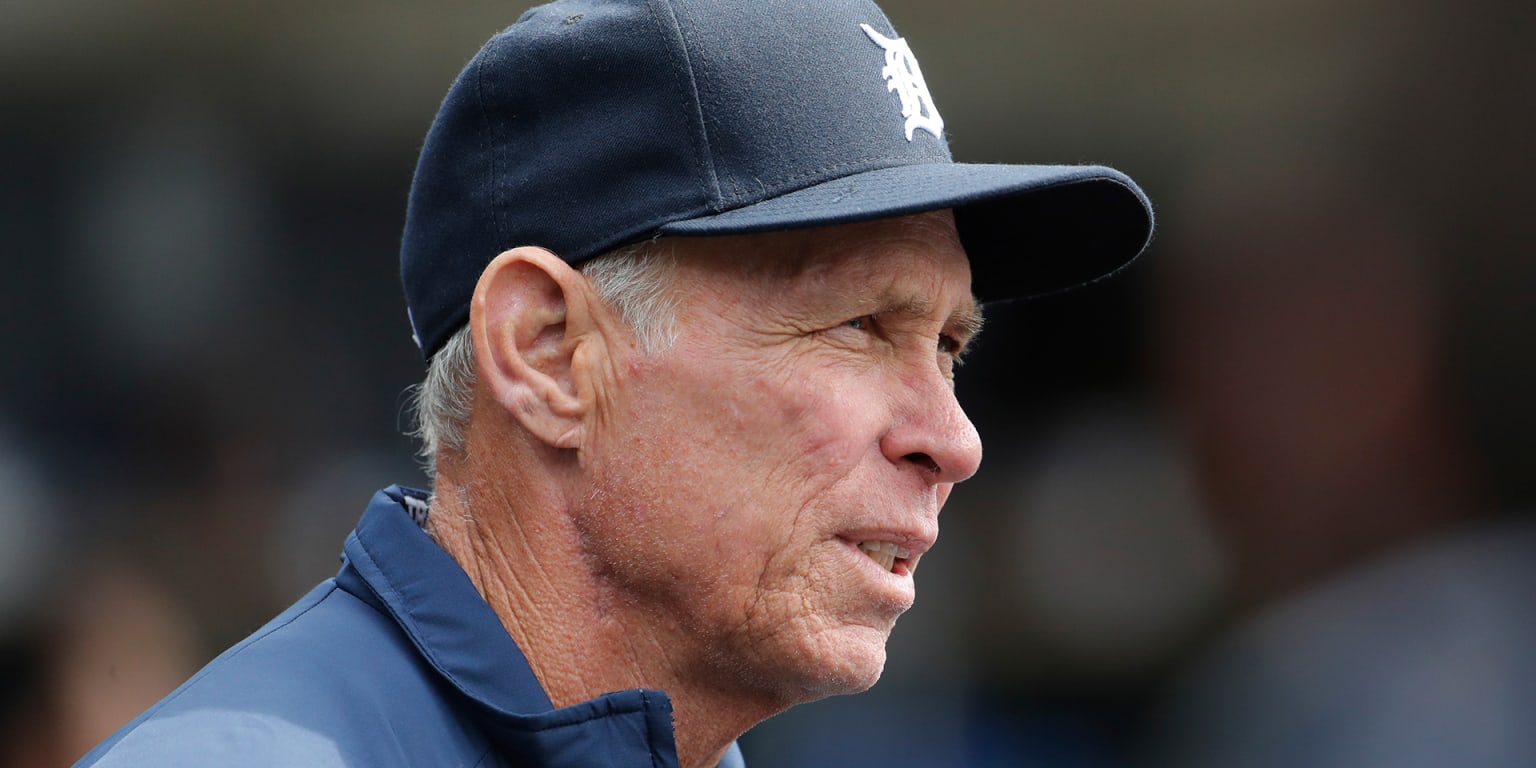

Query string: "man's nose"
[[880, 370, 984, 485]]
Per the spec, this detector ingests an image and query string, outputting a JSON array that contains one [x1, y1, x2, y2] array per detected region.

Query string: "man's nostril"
[[904, 452, 940, 474]]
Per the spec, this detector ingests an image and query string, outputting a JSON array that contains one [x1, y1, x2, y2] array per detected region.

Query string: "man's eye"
[[843, 316, 873, 331], [938, 333, 969, 366]]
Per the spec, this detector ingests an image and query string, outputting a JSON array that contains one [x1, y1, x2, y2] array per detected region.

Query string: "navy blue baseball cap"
[[401, 0, 1154, 359]]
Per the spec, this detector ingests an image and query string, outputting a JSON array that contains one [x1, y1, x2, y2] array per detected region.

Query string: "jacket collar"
[[335, 485, 744, 767]]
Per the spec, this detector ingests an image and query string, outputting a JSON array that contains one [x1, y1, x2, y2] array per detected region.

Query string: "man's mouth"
[[856, 540, 912, 573]]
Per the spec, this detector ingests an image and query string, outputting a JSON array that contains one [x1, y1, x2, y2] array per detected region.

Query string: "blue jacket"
[[75, 485, 747, 767]]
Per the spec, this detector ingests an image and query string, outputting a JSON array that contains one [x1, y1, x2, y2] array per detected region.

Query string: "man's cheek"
[[784, 380, 880, 466]]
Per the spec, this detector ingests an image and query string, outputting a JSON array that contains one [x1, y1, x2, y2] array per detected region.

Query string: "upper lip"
[[838, 527, 936, 559]]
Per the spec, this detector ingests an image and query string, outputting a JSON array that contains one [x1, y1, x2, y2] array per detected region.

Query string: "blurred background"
[[3, 0, 1535, 766]]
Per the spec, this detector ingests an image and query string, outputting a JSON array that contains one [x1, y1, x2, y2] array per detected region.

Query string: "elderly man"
[[76, 0, 1150, 766]]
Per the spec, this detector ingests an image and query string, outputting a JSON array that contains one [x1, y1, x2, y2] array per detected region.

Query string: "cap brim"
[[659, 162, 1154, 302]]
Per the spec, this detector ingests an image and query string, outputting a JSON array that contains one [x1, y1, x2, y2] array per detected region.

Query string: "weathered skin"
[[431, 210, 983, 768]]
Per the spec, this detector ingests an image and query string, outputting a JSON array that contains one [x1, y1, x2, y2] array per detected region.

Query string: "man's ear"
[[469, 246, 600, 449]]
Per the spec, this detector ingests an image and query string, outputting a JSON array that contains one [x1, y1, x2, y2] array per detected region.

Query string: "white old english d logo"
[[860, 23, 944, 142]]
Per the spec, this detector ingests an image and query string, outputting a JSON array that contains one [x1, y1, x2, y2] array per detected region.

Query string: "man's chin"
[[787, 631, 891, 702], [714, 618, 894, 707]]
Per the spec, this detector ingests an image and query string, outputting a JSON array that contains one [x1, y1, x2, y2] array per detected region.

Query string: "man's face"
[[575, 210, 983, 707]]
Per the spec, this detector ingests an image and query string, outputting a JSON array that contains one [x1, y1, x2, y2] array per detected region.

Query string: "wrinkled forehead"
[[669, 210, 969, 287]]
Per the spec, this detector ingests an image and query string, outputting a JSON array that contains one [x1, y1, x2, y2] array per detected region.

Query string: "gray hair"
[[407, 241, 678, 477]]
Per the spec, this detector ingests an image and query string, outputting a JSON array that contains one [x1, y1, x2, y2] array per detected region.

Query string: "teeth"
[[857, 540, 912, 572]]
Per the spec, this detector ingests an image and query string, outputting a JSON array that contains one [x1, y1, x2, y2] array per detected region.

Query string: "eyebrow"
[[878, 292, 985, 342], [951, 298, 984, 341]]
